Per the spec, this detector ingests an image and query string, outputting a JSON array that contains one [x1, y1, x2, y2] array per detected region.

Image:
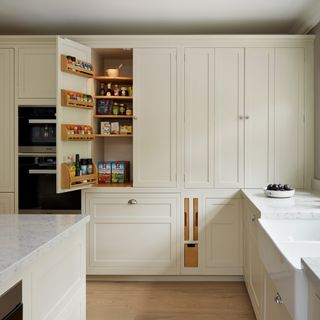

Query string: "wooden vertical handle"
[[184, 198, 190, 241], [193, 198, 198, 241]]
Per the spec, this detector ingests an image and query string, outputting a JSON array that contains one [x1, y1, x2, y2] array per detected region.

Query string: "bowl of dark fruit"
[[264, 184, 295, 198]]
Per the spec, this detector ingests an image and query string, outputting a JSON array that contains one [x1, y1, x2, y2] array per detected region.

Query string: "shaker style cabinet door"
[[0, 193, 14, 214], [274, 48, 305, 188], [133, 48, 177, 188], [184, 48, 214, 188], [18, 47, 56, 99], [0, 49, 14, 193], [56, 36, 93, 193], [204, 198, 242, 274], [244, 48, 275, 188], [214, 48, 245, 188]]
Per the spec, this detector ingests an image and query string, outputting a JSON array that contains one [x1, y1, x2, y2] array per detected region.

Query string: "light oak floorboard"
[[87, 281, 256, 320]]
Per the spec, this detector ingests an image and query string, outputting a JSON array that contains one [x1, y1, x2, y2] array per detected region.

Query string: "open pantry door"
[[56, 36, 96, 193]]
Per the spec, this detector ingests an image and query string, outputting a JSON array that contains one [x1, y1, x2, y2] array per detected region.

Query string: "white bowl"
[[106, 68, 119, 77], [264, 187, 295, 198]]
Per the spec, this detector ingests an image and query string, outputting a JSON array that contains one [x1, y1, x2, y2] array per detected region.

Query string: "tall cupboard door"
[[245, 48, 275, 188], [56, 37, 93, 193], [214, 48, 244, 188], [133, 48, 177, 188], [0, 49, 14, 193], [184, 48, 214, 188], [274, 48, 305, 188]]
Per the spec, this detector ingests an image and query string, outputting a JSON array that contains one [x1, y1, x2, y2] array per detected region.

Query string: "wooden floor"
[[87, 281, 256, 320]]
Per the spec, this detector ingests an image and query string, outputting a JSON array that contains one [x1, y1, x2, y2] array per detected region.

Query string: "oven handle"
[[28, 119, 56, 124], [28, 169, 56, 175]]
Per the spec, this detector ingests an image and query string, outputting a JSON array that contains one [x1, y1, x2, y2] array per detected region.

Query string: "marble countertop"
[[241, 189, 320, 219], [0, 214, 89, 285]]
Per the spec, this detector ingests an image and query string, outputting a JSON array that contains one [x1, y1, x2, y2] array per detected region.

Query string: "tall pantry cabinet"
[[184, 46, 307, 189]]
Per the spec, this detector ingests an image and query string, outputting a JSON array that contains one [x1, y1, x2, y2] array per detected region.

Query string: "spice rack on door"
[[61, 163, 98, 189], [60, 54, 94, 78], [61, 89, 94, 110], [61, 124, 95, 141]]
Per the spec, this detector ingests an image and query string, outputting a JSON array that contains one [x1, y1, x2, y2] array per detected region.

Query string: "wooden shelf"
[[94, 76, 133, 83], [95, 134, 133, 138], [93, 182, 133, 188], [61, 163, 98, 189], [61, 89, 94, 110], [61, 54, 94, 78], [94, 96, 133, 100], [61, 124, 95, 141], [94, 115, 133, 119]]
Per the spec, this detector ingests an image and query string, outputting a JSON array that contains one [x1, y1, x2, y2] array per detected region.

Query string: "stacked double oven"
[[18, 106, 81, 214]]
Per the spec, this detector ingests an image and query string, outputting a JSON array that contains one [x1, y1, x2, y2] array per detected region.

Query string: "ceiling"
[[0, 0, 319, 35]]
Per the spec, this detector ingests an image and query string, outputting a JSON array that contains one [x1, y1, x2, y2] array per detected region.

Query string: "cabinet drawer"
[[86, 193, 180, 275]]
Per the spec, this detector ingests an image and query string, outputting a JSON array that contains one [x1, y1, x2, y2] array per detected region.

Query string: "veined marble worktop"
[[0, 214, 89, 285], [241, 189, 320, 219]]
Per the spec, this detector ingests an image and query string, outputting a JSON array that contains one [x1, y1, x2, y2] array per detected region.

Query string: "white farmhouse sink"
[[257, 219, 320, 320]]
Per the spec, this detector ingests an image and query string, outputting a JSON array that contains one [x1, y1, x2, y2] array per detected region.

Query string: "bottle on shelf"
[[75, 154, 81, 176], [106, 83, 114, 96], [99, 83, 106, 96]]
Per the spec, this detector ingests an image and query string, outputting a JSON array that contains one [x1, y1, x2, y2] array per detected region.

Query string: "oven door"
[[18, 106, 56, 153], [19, 156, 81, 214]]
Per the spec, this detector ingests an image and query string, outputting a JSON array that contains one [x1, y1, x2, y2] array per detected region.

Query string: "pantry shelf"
[[94, 76, 133, 83], [94, 115, 133, 119], [61, 54, 94, 78], [61, 163, 98, 189], [61, 89, 94, 110], [93, 182, 133, 188], [94, 96, 133, 100], [61, 124, 95, 141], [95, 134, 133, 138]]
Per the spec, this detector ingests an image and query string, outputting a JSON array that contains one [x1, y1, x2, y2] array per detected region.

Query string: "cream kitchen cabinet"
[[203, 198, 242, 275], [0, 193, 14, 214], [133, 48, 177, 188], [243, 199, 265, 320], [18, 47, 56, 99], [85, 193, 180, 275], [184, 46, 309, 189], [0, 49, 14, 194], [309, 283, 320, 320]]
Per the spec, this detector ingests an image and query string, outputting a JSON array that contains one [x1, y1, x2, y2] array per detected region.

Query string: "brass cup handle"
[[128, 199, 138, 205]]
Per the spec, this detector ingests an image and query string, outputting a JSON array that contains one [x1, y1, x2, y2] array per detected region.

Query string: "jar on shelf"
[[126, 106, 132, 116], [119, 103, 126, 115], [128, 86, 133, 96], [120, 87, 128, 96], [112, 102, 119, 115], [114, 84, 120, 96]]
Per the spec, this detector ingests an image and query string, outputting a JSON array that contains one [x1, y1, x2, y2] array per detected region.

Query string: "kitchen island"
[[0, 214, 89, 320]]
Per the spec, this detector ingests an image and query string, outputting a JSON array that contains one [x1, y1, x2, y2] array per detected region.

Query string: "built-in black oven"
[[18, 155, 81, 214], [18, 105, 81, 214], [18, 106, 56, 153]]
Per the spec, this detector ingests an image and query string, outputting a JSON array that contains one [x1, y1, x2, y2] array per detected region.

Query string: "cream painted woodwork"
[[243, 199, 265, 320], [18, 47, 56, 99], [0, 49, 14, 193], [309, 283, 320, 320], [133, 48, 177, 188], [85, 193, 179, 275], [274, 48, 305, 188], [244, 48, 275, 188], [0, 227, 86, 320], [265, 273, 292, 320], [56, 37, 93, 193], [0, 193, 14, 213], [204, 198, 242, 274], [184, 48, 214, 188], [214, 48, 245, 188]]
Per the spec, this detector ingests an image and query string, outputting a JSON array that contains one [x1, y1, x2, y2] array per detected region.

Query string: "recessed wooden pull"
[[193, 198, 198, 241], [184, 198, 190, 241], [184, 244, 198, 268]]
